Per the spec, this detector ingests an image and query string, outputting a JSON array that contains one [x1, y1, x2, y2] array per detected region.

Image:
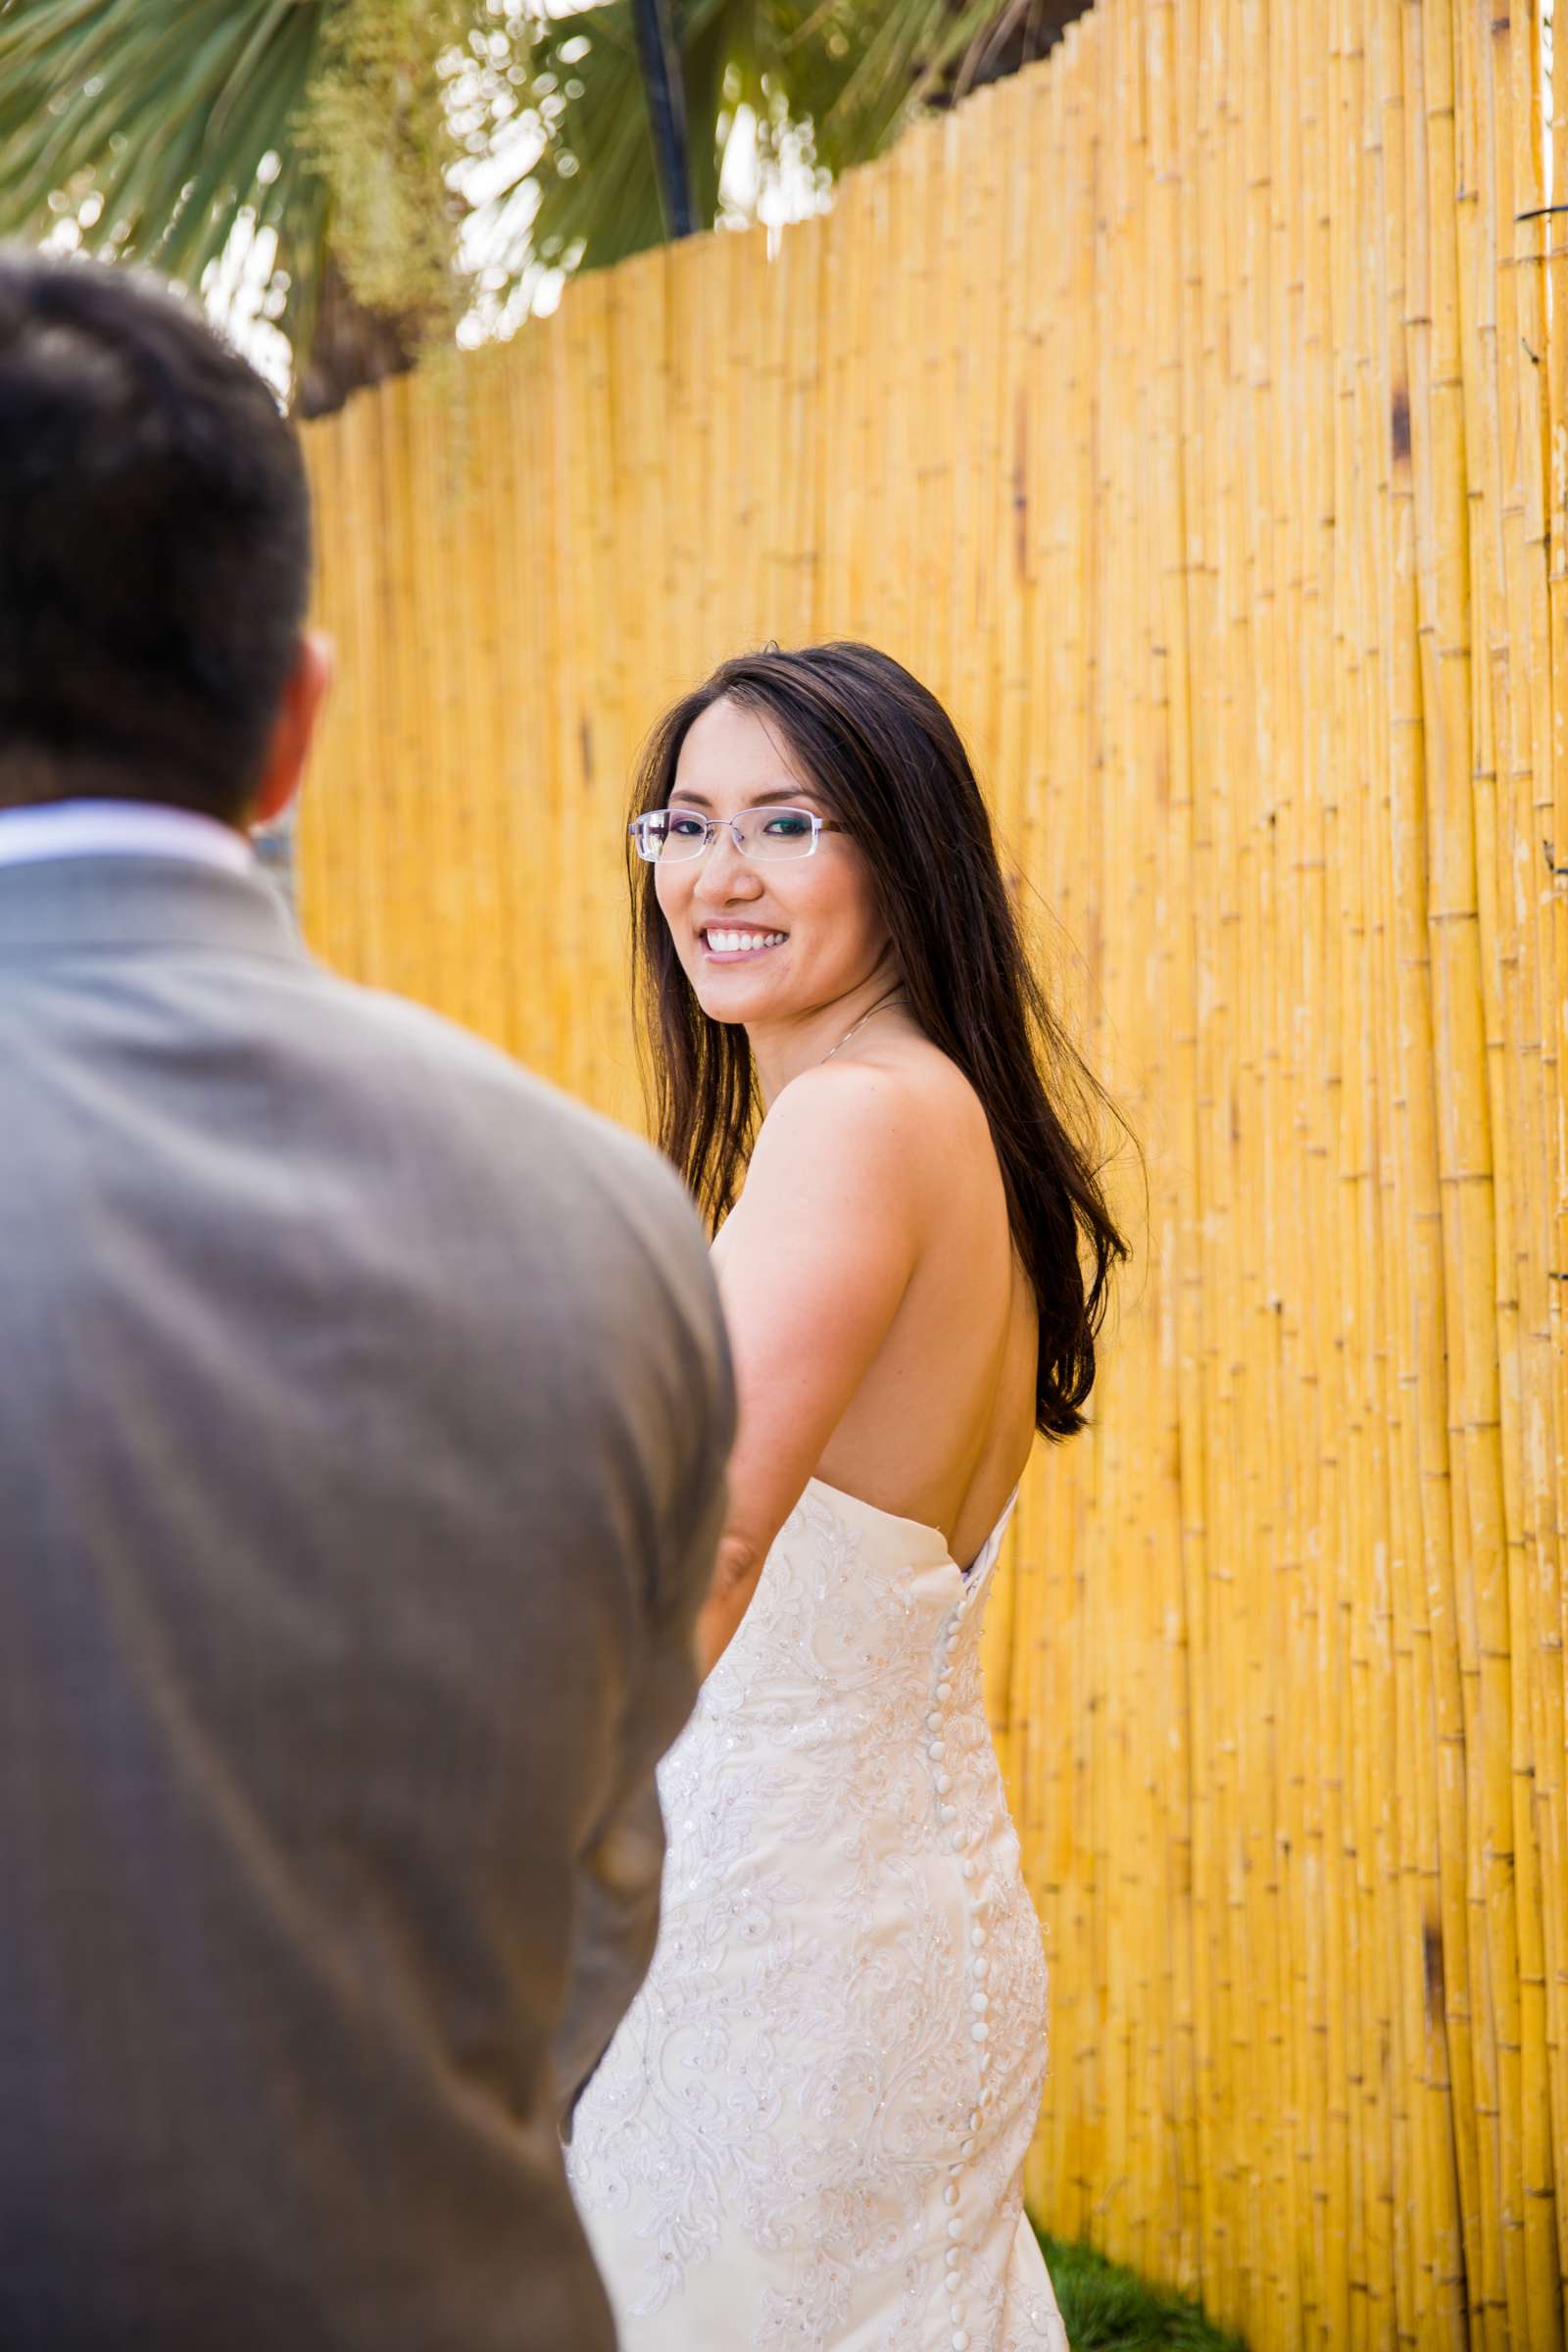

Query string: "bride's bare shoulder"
[[751, 1038, 987, 1189]]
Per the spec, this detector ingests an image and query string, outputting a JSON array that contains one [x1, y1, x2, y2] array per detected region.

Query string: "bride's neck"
[[745, 977, 909, 1108]]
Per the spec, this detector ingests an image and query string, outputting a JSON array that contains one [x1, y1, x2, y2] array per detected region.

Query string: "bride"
[[566, 642, 1126, 2350]]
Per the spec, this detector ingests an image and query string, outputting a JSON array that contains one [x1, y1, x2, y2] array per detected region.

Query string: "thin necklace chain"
[[820, 988, 906, 1066]]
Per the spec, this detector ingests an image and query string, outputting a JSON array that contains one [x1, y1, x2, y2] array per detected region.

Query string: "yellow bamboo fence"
[[297, 0, 1568, 2342]]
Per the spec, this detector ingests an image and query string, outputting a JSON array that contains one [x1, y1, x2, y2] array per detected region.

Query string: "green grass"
[[1035, 2230, 1249, 2351]]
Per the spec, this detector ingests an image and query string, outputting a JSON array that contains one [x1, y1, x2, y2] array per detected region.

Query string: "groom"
[[0, 252, 731, 2348]]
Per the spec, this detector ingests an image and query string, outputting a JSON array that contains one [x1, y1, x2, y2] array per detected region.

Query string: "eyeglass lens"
[[636, 806, 818, 862]]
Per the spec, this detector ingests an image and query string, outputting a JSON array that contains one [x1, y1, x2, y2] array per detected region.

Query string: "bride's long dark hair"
[[628, 641, 1132, 1441]]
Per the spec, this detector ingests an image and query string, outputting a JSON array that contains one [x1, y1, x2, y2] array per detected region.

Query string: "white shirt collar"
[[0, 800, 256, 877]]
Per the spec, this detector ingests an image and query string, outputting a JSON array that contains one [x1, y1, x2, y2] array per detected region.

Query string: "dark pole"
[[630, 0, 696, 240]]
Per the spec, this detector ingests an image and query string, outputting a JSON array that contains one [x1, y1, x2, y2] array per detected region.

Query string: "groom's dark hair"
[[0, 249, 312, 821]]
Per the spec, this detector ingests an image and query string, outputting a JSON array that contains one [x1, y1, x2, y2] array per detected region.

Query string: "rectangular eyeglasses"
[[629, 805, 844, 864]]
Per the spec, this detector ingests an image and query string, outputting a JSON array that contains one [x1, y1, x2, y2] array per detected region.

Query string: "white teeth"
[[706, 929, 786, 955]]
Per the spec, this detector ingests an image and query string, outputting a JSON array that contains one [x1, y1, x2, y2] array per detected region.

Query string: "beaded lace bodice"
[[566, 1475, 1068, 2352]]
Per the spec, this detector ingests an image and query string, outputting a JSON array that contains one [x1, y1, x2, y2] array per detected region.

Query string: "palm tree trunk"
[[631, 0, 695, 240], [293, 253, 424, 421], [945, 0, 1087, 99]]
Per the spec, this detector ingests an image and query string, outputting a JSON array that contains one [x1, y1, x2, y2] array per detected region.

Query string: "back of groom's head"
[[0, 250, 314, 822]]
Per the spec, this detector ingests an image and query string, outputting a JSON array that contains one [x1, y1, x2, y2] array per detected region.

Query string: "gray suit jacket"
[[0, 855, 732, 2350]]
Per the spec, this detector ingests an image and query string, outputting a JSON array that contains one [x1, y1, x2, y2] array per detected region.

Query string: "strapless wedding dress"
[[565, 1475, 1068, 2351]]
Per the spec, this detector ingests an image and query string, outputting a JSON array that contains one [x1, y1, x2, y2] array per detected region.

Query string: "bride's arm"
[[698, 1058, 926, 1676]]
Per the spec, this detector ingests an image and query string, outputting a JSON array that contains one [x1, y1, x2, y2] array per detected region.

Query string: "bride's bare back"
[[710, 1016, 1039, 1591]]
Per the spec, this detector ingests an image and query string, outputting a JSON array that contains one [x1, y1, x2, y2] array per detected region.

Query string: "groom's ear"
[[247, 629, 335, 832]]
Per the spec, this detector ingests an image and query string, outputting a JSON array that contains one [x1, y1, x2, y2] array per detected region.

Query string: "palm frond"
[[791, 0, 1014, 168], [0, 0, 328, 354], [523, 2, 664, 270], [0, 0, 1037, 388], [468, 0, 1019, 299], [490, 0, 749, 274]]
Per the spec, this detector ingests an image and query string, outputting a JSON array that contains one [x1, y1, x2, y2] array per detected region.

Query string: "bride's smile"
[[698, 925, 788, 957]]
